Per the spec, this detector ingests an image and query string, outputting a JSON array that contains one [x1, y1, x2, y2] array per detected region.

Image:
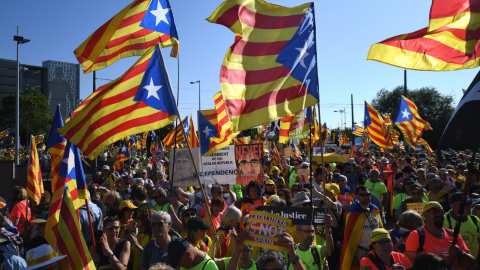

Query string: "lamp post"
[[14, 26, 30, 180], [190, 80, 200, 110], [334, 109, 346, 130]]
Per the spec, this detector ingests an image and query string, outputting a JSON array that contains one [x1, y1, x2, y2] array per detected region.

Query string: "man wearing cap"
[[439, 168, 455, 192], [99, 165, 118, 191], [140, 211, 180, 270], [168, 238, 218, 270], [405, 201, 477, 269], [395, 182, 427, 219], [443, 192, 480, 260], [360, 228, 410, 269], [365, 169, 387, 207], [152, 188, 170, 212], [262, 179, 277, 199], [340, 185, 383, 270]]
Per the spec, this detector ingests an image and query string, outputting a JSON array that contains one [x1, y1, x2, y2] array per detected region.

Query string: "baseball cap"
[[187, 216, 211, 230], [423, 201, 443, 213], [265, 179, 275, 185], [119, 200, 138, 211], [369, 228, 391, 243], [102, 165, 110, 171], [439, 168, 448, 175], [168, 238, 190, 268]]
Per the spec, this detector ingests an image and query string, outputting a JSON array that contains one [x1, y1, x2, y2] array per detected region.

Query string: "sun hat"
[[325, 183, 340, 200], [24, 244, 67, 270], [168, 238, 190, 268], [291, 191, 311, 206]]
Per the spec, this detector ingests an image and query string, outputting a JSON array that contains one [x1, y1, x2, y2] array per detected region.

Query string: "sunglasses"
[[428, 208, 445, 215], [151, 222, 165, 227], [184, 212, 196, 218], [411, 192, 423, 196], [357, 193, 371, 197], [374, 240, 392, 246], [106, 226, 121, 231]]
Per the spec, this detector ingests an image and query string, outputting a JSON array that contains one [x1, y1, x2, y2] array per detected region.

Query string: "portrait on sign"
[[235, 144, 264, 185]]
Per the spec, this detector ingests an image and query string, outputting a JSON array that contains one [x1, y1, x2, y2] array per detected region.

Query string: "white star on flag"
[[62, 147, 75, 175], [121, 145, 127, 152], [295, 41, 310, 69], [203, 126, 212, 138], [143, 78, 162, 100], [150, 0, 170, 26], [401, 109, 411, 119]]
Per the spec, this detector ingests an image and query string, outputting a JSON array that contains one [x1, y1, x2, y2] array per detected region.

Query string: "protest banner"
[[313, 147, 324, 156], [168, 147, 201, 188], [199, 145, 237, 185], [245, 211, 293, 252], [263, 140, 271, 153], [297, 169, 310, 181], [284, 146, 293, 157], [235, 144, 264, 185], [407, 202, 426, 214], [256, 206, 325, 225]]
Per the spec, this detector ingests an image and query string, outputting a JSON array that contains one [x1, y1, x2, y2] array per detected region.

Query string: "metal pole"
[[15, 26, 20, 179], [404, 70, 407, 97], [351, 95, 354, 143], [199, 80, 201, 111], [93, 71, 97, 176]]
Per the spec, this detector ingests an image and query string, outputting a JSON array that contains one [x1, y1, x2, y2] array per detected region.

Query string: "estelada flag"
[[75, 0, 179, 74], [394, 96, 432, 149], [367, 0, 480, 71], [364, 102, 392, 149], [59, 45, 178, 159], [208, 0, 319, 132]]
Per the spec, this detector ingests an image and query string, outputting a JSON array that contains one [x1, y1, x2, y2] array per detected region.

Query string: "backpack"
[[445, 213, 480, 234], [416, 226, 454, 253], [291, 244, 324, 269]]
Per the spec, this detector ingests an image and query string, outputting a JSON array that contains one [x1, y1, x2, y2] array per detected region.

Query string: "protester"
[[168, 238, 218, 270], [103, 190, 121, 217], [360, 228, 410, 269], [131, 207, 156, 270], [6, 186, 31, 235], [390, 210, 424, 253], [118, 199, 137, 239]]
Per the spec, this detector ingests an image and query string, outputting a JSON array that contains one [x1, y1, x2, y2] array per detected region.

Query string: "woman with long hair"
[[7, 186, 31, 235], [277, 188, 293, 206], [217, 206, 242, 258], [129, 207, 155, 270], [117, 200, 137, 239], [91, 216, 131, 270], [102, 191, 121, 217]]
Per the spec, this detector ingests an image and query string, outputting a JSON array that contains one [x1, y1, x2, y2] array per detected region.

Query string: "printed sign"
[[168, 148, 201, 188], [407, 202, 426, 214], [199, 145, 237, 185], [235, 144, 264, 185], [245, 211, 293, 252], [284, 146, 293, 157], [313, 147, 324, 156], [297, 169, 310, 181], [256, 206, 325, 225]]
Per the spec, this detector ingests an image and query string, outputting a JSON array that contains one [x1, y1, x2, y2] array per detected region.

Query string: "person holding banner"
[[395, 182, 427, 219]]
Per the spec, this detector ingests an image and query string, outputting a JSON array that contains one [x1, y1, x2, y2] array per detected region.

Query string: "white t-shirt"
[[358, 209, 380, 249], [222, 192, 236, 206]]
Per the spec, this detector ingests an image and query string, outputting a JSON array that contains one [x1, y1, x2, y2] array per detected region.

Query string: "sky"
[[1, 0, 478, 132]]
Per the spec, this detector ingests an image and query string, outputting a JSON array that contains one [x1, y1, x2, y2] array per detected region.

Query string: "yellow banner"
[[245, 211, 293, 252], [407, 202, 426, 215], [284, 146, 293, 157]]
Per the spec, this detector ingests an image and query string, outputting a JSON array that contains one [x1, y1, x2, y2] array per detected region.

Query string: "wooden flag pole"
[[156, 44, 215, 227], [169, 54, 181, 202]]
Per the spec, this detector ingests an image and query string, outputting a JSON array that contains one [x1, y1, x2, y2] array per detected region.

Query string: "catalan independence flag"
[[128, 135, 136, 149], [57, 183, 96, 269], [272, 142, 282, 167], [352, 125, 364, 136], [394, 96, 432, 149], [74, 0, 179, 74], [45, 105, 67, 194], [114, 139, 129, 171], [365, 102, 392, 149], [208, 0, 319, 132], [27, 134, 44, 204], [188, 115, 200, 148], [390, 127, 401, 147], [59, 45, 178, 159], [418, 138, 433, 154], [367, 0, 480, 71], [0, 128, 9, 138], [163, 116, 187, 147]]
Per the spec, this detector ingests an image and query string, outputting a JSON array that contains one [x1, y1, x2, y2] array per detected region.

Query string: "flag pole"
[[85, 199, 97, 253], [156, 44, 215, 227], [170, 54, 181, 202]]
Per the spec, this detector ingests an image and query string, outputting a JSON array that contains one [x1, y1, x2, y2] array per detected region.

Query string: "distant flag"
[[188, 115, 200, 148], [27, 134, 44, 204], [56, 183, 96, 269], [74, 0, 179, 74], [463, 88, 467, 96], [149, 130, 157, 153], [128, 135, 136, 149], [367, 0, 480, 71], [0, 128, 9, 138], [114, 140, 129, 171], [235, 132, 250, 145], [272, 143, 282, 167], [310, 107, 320, 142], [45, 141, 88, 252], [337, 132, 342, 145], [417, 138, 433, 154], [163, 116, 187, 147], [362, 136, 369, 151], [208, 0, 319, 132], [438, 70, 480, 149], [45, 105, 67, 194], [365, 102, 392, 149], [327, 137, 332, 144], [394, 96, 432, 149], [383, 114, 392, 126], [279, 115, 295, 144], [390, 128, 401, 147], [352, 125, 365, 136], [292, 143, 302, 158], [399, 141, 405, 150], [321, 123, 329, 142], [59, 45, 179, 159]]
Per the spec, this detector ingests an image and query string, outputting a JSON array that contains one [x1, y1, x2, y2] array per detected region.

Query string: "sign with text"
[[235, 144, 264, 185], [313, 147, 324, 156], [297, 169, 310, 181], [256, 206, 325, 225], [168, 148, 201, 188], [199, 145, 237, 185], [284, 146, 293, 157], [245, 211, 292, 252], [407, 202, 426, 215]]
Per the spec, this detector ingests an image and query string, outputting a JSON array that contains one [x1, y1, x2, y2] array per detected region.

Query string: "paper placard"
[[245, 211, 293, 252], [235, 144, 264, 185], [256, 206, 325, 225], [199, 145, 237, 185], [407, 202, 426, 214], [284, 146, 293, 157]]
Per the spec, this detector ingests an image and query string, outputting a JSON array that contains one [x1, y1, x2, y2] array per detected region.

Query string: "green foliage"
[[371, 86, 455, 149], [0, 88, 53, 146]]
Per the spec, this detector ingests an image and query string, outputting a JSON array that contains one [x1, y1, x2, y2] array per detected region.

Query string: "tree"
[[0, 88, 53, 146], [371, 86, 455, 149]]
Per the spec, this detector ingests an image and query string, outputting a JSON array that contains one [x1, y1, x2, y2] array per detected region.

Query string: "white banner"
[[199, 145, 237, 185]]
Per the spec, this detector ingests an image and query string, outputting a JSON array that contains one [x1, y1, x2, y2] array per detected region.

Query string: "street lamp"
[[14, 26, 30, 180], [190, 80, 200, 110], [334, 109, 346, 129]]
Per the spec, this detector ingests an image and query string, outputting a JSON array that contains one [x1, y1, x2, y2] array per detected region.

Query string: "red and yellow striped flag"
[[46, 105, 67, 194], [417, 138, 433, 154], [272, 142, 282, 167], [188, 115, 200, 148], [59, 46, 178, 159], [352, 125, 365, 136], [163, 116, 187, 147], [362, 136, 370, 151], [368, 0, 480, 71], [208, 0, 319, 132], [390, 128, 400, 147], [365, 102, 392, 149], [27, 134, 44, 204], [279, 115, 295, 144], [394, 96, 432, 149], [74, 0, 179, 74], [0, 129, 9, 138]]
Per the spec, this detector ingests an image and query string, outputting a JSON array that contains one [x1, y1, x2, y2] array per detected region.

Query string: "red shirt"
[[360, 251, 411, 269], [8, 200, 31, 235]]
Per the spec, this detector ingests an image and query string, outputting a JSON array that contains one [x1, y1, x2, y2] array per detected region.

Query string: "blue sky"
[[1, 0, 477, 132]]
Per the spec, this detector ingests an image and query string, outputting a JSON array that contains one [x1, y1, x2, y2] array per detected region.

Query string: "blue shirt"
[[79, 201, 103, 246]]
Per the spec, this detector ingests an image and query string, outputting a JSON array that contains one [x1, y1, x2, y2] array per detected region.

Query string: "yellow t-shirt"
[[286, 245, 324, 270], [132, 233, 152, 270], [444, 212, 480, 259]]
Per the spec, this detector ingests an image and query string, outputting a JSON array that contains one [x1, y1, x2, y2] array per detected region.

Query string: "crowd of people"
[[0, 146, 479, 270]]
